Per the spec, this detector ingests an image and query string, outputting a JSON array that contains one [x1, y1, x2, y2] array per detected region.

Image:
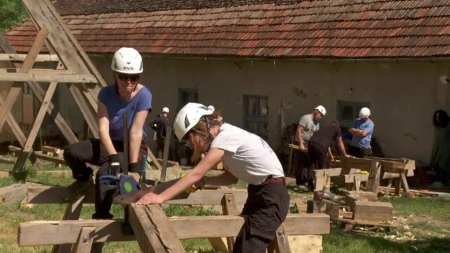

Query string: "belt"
[[263, 176, 285, 184]]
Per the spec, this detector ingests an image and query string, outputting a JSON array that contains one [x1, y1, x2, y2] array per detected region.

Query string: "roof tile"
[[4, 0, 450, 58]]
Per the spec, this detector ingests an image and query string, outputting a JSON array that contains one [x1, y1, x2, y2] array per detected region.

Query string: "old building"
[[3, 0, 450, 163]]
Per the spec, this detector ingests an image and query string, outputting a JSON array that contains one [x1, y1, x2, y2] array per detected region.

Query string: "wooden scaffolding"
[[0, 0, 105, 173]]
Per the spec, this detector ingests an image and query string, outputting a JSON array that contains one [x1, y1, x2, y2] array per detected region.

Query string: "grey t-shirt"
[[210, 123, 284, 185], [298, 114, 320, 145]]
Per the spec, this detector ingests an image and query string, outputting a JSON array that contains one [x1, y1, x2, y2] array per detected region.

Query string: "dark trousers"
[[348, 145, 372, 158], [63, 139, 147, 218], [155, 139, 165, 159], [308, 142, 330, 191], [295, 150, 309, 185], [233, 180, 289, 253]]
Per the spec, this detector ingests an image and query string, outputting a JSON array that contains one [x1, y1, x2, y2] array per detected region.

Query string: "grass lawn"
[[0, 162, 449, 252]]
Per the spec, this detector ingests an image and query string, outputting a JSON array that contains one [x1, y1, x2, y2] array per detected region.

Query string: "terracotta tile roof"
[[5, 0, 450, 58]]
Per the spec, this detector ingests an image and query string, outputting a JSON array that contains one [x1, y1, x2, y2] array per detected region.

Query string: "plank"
[[18, 214, 330, 246]]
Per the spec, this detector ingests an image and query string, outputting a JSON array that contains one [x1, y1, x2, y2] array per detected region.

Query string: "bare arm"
[[296, 125, 307, 151], [129, 109, 149, 163], [328, 147, 334, 161], [137, 148, 225, 204], [337, 136, 350, 157], [98, 101, 117, 155]]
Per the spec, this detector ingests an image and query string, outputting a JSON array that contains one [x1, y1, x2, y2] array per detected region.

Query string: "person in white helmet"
[[348, 107, 374, 157], [137, 102, 289, 253], [151, 107, 170, 158], [295, 105, 326, 191], [63, 47, 152, 218]]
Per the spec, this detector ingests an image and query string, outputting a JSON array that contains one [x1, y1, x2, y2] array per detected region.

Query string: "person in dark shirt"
[[152, 107, 170, 158], [307, 121, 350, 190]]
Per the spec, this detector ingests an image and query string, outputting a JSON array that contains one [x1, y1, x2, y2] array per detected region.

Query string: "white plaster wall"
[[59, 55, 449, 163]]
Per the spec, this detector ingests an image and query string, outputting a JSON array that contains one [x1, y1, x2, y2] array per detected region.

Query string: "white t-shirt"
[[298, 114, 320, 145], [210, 123, 284, 185]]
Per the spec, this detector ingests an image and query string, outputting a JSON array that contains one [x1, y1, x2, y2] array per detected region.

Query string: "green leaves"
[[0, 0, 27, 31]]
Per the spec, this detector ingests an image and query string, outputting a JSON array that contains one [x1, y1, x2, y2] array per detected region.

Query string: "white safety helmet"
[[162, 107, 170, 113], [315, 105, 327, 116], [111, 47, 143, 74], [174, 103, 215, 141], [359, 107, 371, 118]]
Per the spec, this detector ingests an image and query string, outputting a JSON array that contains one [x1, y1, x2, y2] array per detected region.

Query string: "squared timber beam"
[[18, 214, 330, 246]]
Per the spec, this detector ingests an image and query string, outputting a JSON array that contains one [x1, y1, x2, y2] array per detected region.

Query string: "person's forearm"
[[99, 128, 116, 155], [338, 138, 348, 156], [129, 128, 143, 163], [349, 128, 367, 137]]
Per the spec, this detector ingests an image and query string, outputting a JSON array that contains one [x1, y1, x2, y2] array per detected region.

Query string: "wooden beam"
[[0, 183, 27, 204], [71, 227, 96, 253], [0, 95, 27, 145], [129, 204, 185, 253], [352, 201, 393, 221], [18, 214, 330, 246], [0, 53, 59, 62], [0, 72, 97, 83], [43, 0, 106, 87], [68, 85, 98, 138], [27, 185, 95, 204], [13, 80, 58, 172], [0, 33, 79, 145], [27, 186, 247, 205]]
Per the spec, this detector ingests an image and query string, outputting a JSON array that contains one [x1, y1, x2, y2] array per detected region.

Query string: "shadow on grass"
[[324, 227, 450, 253]]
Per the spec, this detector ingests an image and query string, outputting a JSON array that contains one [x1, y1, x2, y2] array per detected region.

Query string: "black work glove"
[[128, 162, 140, 172], [107, 154, 121, 175]]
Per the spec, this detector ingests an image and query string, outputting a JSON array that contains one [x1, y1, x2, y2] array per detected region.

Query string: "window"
[[243, 95, 269, 140], [337, 100, 370, 127], [177, 88, 198, 111]]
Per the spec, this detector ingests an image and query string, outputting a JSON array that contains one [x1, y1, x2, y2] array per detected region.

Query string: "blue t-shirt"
[[351, 118, 374, 149], [98, 84, 152, 141]]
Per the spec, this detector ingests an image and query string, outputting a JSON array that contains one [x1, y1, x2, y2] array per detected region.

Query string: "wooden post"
[[268, 224, 291, 253], [128, 204, 185, 252], [222, 193, 239, 252], [71, 227, 96, 253], [366, 161, 381, 193]]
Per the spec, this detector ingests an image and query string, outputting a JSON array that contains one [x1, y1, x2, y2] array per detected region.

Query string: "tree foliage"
[[0, 0, 27, 31]]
